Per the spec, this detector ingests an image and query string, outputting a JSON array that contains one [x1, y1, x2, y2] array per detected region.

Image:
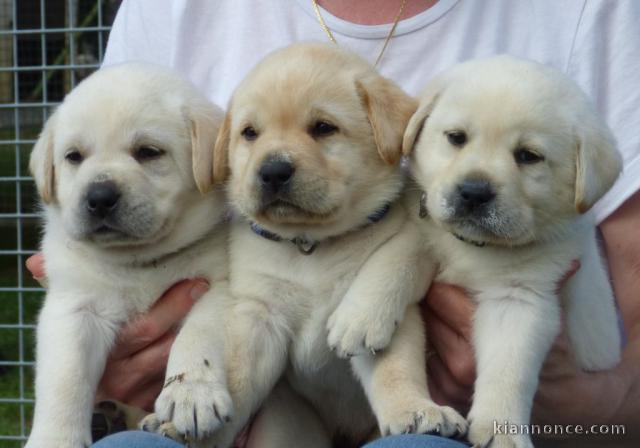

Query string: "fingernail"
[[33, 276, 47, 288], [190, 280, 209, 301]]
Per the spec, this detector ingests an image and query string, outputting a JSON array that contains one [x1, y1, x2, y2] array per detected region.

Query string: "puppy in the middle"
[[154, 43, 467, 447]]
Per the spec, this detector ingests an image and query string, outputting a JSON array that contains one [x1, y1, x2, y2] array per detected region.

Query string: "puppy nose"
[[259, 160, 295, 193], [86, 181, 121, 218], [457, 180, 495, 207]]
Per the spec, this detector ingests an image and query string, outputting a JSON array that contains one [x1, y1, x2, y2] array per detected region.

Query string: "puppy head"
[[404, 56, 621, 246], [30, 63, 224, 248], [215, 43, 416, 240]]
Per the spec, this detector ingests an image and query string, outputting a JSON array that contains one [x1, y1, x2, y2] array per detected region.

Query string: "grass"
[[0, 293, 41, 446], [0, 237, 42, 444]]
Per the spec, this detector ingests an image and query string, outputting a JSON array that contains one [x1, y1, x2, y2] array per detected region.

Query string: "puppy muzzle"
[[85, 181, 121, 219], [82, 181, 128, 237], [259, 158, 295, 196], [452, 179, 496, 217], [77, 180, 157, 243]]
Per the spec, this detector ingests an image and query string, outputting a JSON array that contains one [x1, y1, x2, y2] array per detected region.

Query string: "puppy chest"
[[230, 231, 376, 296], [433, 238, 578, 302]]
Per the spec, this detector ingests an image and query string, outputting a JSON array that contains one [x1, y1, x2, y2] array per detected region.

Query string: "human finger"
[[98, 330, 176, 402], [422, 283, 475, 341], [427, 353, 473, 413], [121, 378, 165, 412], [425, 312, 476, 388], [26, 253, 46, 280]]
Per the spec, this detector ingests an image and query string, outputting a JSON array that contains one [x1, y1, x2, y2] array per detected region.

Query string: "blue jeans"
[[363, 434, 468, 447], [93, 431, 468, 447], [92, 431, 182, 448]]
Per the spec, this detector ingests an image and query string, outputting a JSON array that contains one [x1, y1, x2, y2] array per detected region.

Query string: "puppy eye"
[[134, 145, 165, 162], [310, 120, 338, 138], [241, 126, 259, 141], [64, 149, 84, 165], [445, 130, 467, 147], [514, 148, 545, 165]]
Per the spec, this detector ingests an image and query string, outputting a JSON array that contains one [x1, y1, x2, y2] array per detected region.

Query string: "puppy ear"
[[402, 75, 447, 156], [189, 101, 224, 194], [574, 117, 622, 214], [29, 112, 57, 204], [212, 112, 231, 185], [356, 75, 417, 165]]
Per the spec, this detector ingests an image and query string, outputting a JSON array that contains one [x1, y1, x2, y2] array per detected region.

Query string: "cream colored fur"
[[26, 63, 228, 448], [145, 43, 467, 448], [403, 56, 622, 448]]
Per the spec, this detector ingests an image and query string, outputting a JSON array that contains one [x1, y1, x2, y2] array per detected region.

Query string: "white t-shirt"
[[103, 0, 640, 223]]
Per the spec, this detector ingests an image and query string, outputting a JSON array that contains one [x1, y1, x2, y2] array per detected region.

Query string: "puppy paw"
[[327, 300, 401, 357], [154, 370, 234, 440], [467, 419, 533, 448], [139, 412, 161, 433], [140, 415, 187, 444], [378, 399, 467, 438]]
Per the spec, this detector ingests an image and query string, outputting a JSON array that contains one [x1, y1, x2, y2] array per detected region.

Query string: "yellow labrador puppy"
[[149, 43, 467, 448], [403, 56, 622, 448], [26, 63, 228, 448]]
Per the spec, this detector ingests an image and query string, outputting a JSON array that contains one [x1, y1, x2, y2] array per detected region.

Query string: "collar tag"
[[419, 192, 429, 218], [294, 237, 317, 255]]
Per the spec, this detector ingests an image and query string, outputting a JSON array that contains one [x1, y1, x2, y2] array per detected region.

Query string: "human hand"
[[26, 254, 209, 411], [26, 253, 46, 284], [421, 261, 582, 417], [421, 282, 476, 415], [96, 279, 209, 410]]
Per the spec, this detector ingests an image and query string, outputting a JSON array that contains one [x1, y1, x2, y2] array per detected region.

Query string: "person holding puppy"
[[27, 0, 640, 447]]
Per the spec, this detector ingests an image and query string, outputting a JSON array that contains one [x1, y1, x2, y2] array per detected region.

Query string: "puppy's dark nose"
[[86, 181, 121, 218], [457, 180, 495, 208], [259, 159, 294, 194]]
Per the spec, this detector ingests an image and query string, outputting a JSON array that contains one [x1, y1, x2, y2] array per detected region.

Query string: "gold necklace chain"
[[311, 0, 407, 67]]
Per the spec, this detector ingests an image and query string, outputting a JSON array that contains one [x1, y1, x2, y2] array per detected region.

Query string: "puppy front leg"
[[351, 304, 467, 438], [27, 296, 118, 448], [145, 283, 234, 440], [467, 293, 561, 448], [328, 223, 433, 357], [195, 298, 291, 448]]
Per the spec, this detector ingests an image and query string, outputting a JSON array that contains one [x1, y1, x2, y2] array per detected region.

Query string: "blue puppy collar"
[[250, 203, 391, 255]]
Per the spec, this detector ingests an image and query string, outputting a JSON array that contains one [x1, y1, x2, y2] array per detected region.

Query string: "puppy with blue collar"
[[147, 43, 467, 448]]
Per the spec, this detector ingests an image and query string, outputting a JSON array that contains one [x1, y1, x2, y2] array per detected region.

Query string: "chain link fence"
[[0, 1, 118, 444]]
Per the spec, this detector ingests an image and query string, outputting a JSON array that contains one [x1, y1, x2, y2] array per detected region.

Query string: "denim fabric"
[[92, 431, 468, 448], [92, 431, 183, 448], [363, 434, 468, 448]]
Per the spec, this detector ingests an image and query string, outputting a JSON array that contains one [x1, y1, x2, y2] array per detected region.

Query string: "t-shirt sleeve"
[[566, 0, 640, 223], [102, 0, 174, 67]]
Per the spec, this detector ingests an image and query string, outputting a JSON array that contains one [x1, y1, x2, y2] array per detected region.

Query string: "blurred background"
[[0, 1, 119, 444]]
